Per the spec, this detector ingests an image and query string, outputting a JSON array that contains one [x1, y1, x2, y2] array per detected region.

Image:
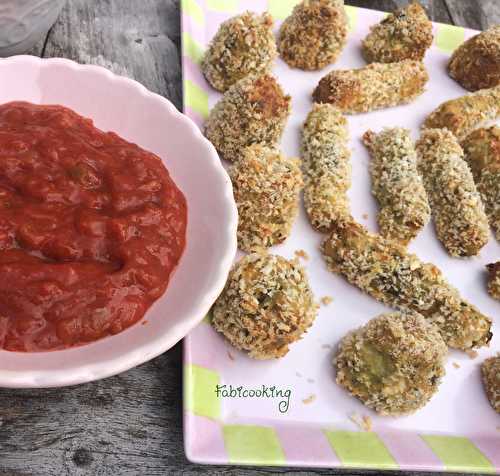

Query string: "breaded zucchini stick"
[[423, 85, 500, 141], [312, 60, 428, 113], [416, 128, 489, 257], [448, 25, 500, 92], [321, 220, 493, 351], [462, 126, 500, 241], [278, 0, 348, 71], [204, 73, 291, 162], [486, 262, 500, 301], [201, 12, 277, 92], [481, 354, 500, 413], [301, 103, 351, 232], [362, 2, 433, 63], [229, 144, 303, 251], [363, 128, 430, 244]]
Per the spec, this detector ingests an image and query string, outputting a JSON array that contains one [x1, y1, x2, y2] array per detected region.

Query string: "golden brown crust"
[[204, 74, 291, 161], [363, 128, 430, 244], [486, 261, 500, 300], [321, 220, 493, 351], [422, 85, 500, 141], [278, 0, 348, 71], [301, 103, 351, 232], [201, 12, 277, 92], [362, 2, 433, 63], [416, 128, 489, 257], [212, 253, 317, 359], [335, 311, 447, 416], [481, 354, 500, 413], [448, 25, 500, 92], [312, 60, 428, 113], [229, 144, 303, 252]]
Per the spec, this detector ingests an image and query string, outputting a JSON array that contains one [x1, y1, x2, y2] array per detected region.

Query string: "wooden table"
[[0, 1, 497, 475]]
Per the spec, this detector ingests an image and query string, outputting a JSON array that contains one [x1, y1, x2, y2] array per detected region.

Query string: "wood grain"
[[0, 1, 496, 475]]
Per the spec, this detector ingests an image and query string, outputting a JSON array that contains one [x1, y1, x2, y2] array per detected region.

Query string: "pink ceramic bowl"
[[0, 55, 237, 388]]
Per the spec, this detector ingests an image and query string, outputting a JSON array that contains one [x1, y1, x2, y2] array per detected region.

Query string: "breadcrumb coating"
[[321, 220, 493, 351], [204, 74, 291, 161], [362, 2, 433, 63], [335, 311, 447, 416], [312, 60, 428, 113], [201, 11, 277, 92], [278, 0, 348, 71], [486, 262, 500, 301], [212, 253, 317, 359], [363, 128, 430, 244], [301, 103, 351, 232], [462, 126, 500, 241], [229, 144, 303, 252], [423, 85, 500, 141], [448, 25, 500, 92], [416, 129, 489, 257], [481, 354, 500, 413]]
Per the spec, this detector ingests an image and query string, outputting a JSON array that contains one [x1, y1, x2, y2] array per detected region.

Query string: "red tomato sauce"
[[0, 102, 187, 351]]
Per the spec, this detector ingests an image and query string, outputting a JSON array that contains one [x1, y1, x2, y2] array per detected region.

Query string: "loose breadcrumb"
[[201, 12, 277, 92], [362, 415, 373, 431], [227, 350, 235, 361], [362, 213, 369, 220], [486, 261, 500, 300], [482, 354, 500, 413], [321, 296, 333, 306], [423, 85, 500, 141], [416, 129, 489, 257], [212, 253, 317, 359], [302, 103, 351, 231], [295, 249, 310, 260], [278, 0, 347, 70], [322, 220, 493, 351], [453, 362, 461, 369], [349, 412, 364, 429], [466, 350, 478, 359], [362, 2, 433, 63], [462, 126, 500, 241], [229, 145, 303, 251], [363, 128, 430, 244], [448, 25, 500, 92], [204, 73, 291, 161], [313, 60, 429, 113], [302, 394, 316, 404], [335, 311, 447, 416]]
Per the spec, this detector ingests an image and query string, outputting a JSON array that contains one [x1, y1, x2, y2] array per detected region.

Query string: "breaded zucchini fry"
[[448, 25, 500, 92], [462, 126, 500, 240], [362, 2, 433, 63], [481, 354, 500, 413], [416, 129, 489, 257], [201, 12, 277, 92], [363, 128, 430, 244], [212, 252, 317, 359], [278, 0, 348, 71], [229, 144, 303, 251], [204, 73, 291, 162], [423, 85, 500, 141], [486, 262, 500, 301], [321, 220, 493, 351], [301, 103, 351, 232], [335, 311, 447, 416], [312, 60, 428, 113]]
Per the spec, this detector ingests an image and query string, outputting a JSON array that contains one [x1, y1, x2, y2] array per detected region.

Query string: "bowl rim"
[[0, 55, 238, 388]]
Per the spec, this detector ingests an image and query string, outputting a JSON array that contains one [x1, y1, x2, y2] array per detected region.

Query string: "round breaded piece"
[[278, 0, 348, 71], [481, 354, 500, 413], [486, 262, 500, 301], [229, 145, 303, 251], [201, 11, 277, 92], [362, 2, 433, 63], [204, 74, 291, 162], [212, 253, 317, 359], [335, 311, 447, 416], [313, 60, 428, 113], [448, 25, 500, 92]]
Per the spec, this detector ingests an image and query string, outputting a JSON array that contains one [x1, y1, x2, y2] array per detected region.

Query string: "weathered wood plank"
[[444, 0, 499, 30]]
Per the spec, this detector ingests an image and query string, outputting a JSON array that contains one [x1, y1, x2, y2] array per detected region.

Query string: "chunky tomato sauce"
[[0, 102, 187, 351]]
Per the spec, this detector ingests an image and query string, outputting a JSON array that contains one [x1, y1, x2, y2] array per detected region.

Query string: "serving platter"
[[181, 0, 500, 471]]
